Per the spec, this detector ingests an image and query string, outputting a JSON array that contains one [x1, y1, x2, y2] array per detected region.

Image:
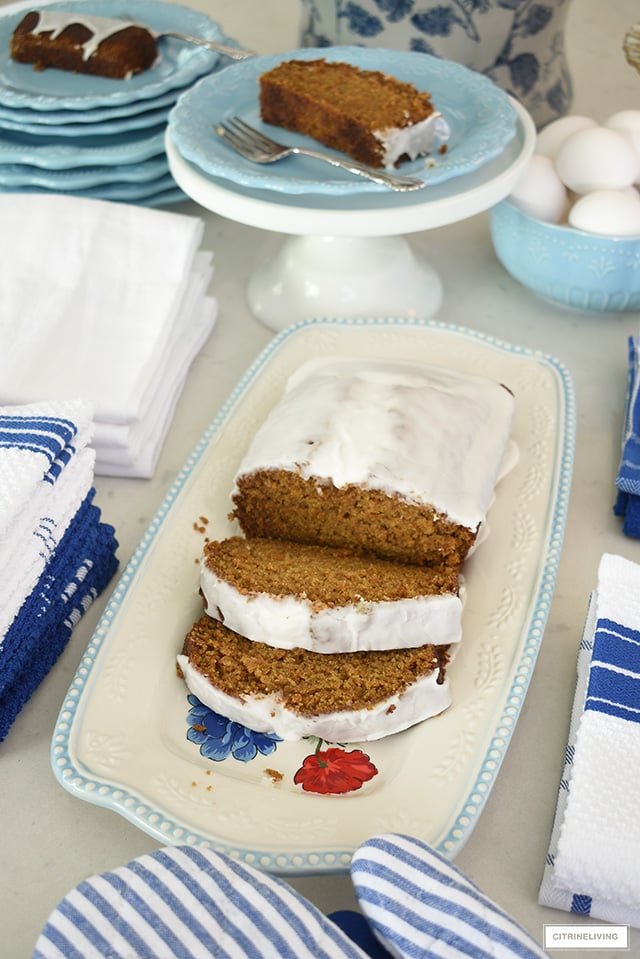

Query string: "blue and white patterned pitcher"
[[298, 0, 573, 128]]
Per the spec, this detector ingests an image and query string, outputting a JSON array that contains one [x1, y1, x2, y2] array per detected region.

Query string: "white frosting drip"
[[201, 563, 463, 653], [234, 357, 515, 531], [377, 113, 450, 169], [177, 653, 452, 743], [30, 11, 141, 61]]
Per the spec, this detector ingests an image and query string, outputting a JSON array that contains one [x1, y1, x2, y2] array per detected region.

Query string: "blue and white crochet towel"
[[0, 490, 118, 742], [0, 400, 95, 637], [34, 836, 549, 959], [614, 335, 640, 537], [540, 553, 640, 926], [0, 400, 119, 742]]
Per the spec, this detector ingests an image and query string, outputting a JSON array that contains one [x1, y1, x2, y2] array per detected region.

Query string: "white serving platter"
[[51, 317, 575, 875]]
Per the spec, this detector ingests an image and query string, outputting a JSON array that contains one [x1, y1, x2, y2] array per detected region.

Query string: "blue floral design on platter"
[[299, 0, 573, 128], [186, 695, 282, 762]]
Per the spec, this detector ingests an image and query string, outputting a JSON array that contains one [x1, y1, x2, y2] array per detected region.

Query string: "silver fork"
[[215, 117, 426, 192], [153, 32, 255, 60]]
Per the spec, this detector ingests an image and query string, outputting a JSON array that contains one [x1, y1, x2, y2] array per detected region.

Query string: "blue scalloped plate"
[[50, 318, 574, 874], [169, 46, 518, 196], [0, 100, 171, 136], [0, 124, 166, 168], [0, 151, 168, 187], [0, 0, 221, 110], [0, 174, 185, 204]]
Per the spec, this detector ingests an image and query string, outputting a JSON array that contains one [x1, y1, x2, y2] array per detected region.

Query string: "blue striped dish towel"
[[539, 553, 640, 926], [0, 401, 118, 742], [614, 335, 640, 537]]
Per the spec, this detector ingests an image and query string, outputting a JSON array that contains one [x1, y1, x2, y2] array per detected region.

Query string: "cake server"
[[215, 117, 427, 192]]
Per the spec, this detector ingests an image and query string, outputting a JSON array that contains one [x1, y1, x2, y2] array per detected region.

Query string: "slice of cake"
[[231, 358, 515, 569], [258, 58, 448, 169], [10, 10, 157, 79], [200, 536, 463, 654], [177, 614, 452, 743]]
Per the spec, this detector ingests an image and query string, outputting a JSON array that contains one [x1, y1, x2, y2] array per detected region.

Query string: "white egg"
[[535, 115, 597, 159], [605, 110, 640, 152], [568, 188, 640, 236], [605, 110, 640, 183], [509, 154, 567, 223], [556, 126, 640, 193]]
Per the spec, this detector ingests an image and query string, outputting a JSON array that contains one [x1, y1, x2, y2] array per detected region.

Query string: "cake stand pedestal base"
[[246, 234, 443, 331]]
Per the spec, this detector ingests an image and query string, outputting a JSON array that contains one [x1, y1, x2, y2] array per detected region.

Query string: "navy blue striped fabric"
[[616, 336, 640, 497], [585, 617, 640, 724], [570, 895, 592, 916], [0, 414, 77, 469]]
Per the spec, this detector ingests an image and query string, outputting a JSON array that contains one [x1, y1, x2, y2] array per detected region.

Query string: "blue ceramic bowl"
[[489, 199, 640, 313]]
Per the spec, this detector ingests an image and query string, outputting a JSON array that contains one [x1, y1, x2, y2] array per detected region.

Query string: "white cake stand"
[[166, 99, 535, 331]]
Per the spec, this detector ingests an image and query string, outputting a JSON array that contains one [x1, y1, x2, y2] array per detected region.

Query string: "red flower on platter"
[[293, 744, 378, 795]]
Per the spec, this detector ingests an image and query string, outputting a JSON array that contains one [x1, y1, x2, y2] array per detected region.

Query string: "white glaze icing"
[[177, 652, 452, 743], [233, 357, 515, 532], [200, 561, 464, 653], [377, 113, 450, 169], [30, 11, 145, 61]]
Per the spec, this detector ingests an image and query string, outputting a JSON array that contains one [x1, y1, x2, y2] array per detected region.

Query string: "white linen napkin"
[[539, 553, 640, 926], [92, 252, 216, 478], [0, 193, 217, 477]]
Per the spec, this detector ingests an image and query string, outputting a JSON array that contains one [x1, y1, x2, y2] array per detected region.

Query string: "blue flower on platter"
[[186, 695, 282, 763]]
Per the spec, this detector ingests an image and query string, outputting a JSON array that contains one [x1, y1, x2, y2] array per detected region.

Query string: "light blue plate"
[[0, 151, 168, 187], [0, 179, 186, 205], [0, 0, 221, 111], [168, 46, 518, 196], [0, 124, 166, 168], [0, 83, 184, 125], [0, 99, 171, 136]]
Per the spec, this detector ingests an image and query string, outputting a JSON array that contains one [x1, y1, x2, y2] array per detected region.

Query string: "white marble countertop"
[[2, 1, 640, 956]]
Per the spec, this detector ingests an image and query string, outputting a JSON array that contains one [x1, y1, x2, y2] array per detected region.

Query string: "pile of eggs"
[[508, 110, 640, 236]]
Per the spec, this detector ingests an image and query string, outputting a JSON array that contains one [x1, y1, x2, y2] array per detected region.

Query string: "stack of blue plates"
[[0, 0, 230, 206]]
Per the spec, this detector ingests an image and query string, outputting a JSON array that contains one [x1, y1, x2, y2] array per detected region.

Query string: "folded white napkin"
[[93, 252, 216, 478], [540, 553, 640, 926], [0, 193, 217, 477]]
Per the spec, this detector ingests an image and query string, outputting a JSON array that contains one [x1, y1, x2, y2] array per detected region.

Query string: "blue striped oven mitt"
[[34, 833, 548, 958]]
